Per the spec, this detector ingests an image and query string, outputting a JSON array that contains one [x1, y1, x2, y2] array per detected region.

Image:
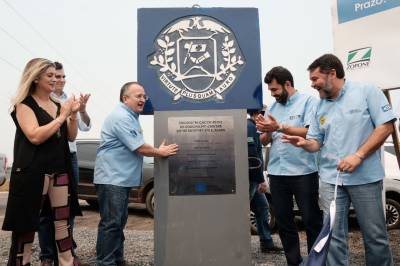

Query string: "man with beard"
[[255, 66, 322, 266], [282, 54, 394, 266]]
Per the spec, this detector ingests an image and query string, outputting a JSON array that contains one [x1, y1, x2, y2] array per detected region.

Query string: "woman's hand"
[[60, 98, 73, 120], [70, 95, 81, 114]]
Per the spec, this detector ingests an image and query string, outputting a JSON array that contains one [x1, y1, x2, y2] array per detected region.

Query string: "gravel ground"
[[1, 227, 399, 265]]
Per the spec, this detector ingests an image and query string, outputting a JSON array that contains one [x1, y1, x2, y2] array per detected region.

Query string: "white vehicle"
[[0, 153, 7, 187]]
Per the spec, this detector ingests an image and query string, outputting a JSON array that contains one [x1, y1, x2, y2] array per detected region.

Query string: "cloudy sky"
[[0, 0, 333, 160]]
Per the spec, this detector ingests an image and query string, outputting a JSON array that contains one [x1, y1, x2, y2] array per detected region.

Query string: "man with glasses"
[[94, 82, 179, 266]]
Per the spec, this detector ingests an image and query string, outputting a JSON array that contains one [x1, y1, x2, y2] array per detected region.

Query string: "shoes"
[[40, 259, 53, 266], [260, 241, 284, 253], [117, 260, 127, 266]]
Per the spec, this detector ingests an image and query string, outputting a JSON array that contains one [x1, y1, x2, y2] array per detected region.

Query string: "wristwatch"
[[276, 123, 284, 132]]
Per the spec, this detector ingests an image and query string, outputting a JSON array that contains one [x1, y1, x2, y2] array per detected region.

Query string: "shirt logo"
[[149, 16, 245, 102], [349, 108, 362, 114], [381, 104, 392, 112], [319, 116, 326, 126]]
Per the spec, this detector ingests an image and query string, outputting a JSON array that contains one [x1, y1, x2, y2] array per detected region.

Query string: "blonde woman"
[[2, 58, 82, 266]]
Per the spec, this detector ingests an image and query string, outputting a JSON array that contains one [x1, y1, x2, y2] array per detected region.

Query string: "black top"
[[2, 95, 82, 233], [11, 95, 68, 173]]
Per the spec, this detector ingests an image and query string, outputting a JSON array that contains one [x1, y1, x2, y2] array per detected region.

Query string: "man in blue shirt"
[[255, 67, 322, 266], [283, 54, 394, 266], [94, 82, 178, 266]]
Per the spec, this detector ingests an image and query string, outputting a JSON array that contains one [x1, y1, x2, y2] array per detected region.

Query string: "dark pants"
[[269, 172, 322, 266], [38, 152, 79, 263]]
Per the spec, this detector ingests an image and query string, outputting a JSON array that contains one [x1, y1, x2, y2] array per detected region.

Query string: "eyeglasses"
[[125, 94, 148, 101]]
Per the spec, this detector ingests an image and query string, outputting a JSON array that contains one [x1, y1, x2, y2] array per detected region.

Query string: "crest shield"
[[149, 15, 246, 102], [177, 37, 216, 92]]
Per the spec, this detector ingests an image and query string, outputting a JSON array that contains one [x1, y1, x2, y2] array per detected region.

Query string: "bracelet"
[[354, 152, 365, 160]]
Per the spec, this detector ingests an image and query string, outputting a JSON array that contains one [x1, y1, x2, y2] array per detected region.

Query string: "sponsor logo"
[[347, 47, 372, 70], [381, 104, 392, 112], [149, 16, 245, 102], [319, 116, 326, 126], [349, 108, 362, 114], [289, 114, 301, 120]]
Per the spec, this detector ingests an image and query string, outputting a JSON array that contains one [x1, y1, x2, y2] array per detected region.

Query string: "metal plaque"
[[168, 116, 236, 195]]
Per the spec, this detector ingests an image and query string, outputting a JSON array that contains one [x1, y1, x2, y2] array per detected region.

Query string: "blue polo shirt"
[[94, 103, 145, 187], [307, 80, 396, 185], [268, 92, 318, 176]]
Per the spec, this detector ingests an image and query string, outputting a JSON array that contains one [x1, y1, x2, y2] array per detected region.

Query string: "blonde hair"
[[10, 58, 55, 112]]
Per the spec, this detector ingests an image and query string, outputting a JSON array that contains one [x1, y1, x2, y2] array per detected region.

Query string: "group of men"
[[42, 53, 395, 266], [254, 53, 395, 266]]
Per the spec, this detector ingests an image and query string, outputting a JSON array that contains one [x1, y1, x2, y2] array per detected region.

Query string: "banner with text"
[[332, 0, 400, 89]]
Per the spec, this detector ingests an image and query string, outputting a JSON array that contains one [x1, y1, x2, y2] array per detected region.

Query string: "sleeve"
[[365, 85, 397, 126], [306, 109, 324, 145], [111, 116, 145, 152], [303, 96, 318, 127], [77, 112, 92, 131]]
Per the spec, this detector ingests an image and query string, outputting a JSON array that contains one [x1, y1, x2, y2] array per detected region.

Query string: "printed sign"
[[168, 116, 236, 195], [138, 8, 262, 113], [332, 0, 400, 88], [337, 0, 400, 23]]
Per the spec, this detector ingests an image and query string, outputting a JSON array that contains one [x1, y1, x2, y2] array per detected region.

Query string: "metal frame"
[[382, 87, 400, 169]]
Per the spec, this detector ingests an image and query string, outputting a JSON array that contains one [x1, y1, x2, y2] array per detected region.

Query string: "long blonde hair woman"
[[3, 58, 82, 266]]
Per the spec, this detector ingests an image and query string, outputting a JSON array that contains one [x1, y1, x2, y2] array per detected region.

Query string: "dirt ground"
[[75, 202, 155, 230], [1, 183, 400, 265]]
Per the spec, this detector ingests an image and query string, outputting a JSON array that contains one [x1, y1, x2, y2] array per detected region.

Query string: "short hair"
[[307, 54, 345, 79], [119, 81, 142, 102], [54, 61, 63, 70], [264, 66, 294, 87]]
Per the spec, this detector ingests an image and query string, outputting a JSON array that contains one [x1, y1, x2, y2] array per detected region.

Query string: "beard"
[[315, 78, 335, 99], [321, 79, 335, 99], [275, 88, 289, 104]]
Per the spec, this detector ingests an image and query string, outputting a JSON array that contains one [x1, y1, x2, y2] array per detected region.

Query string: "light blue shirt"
[[94, 103, 145, 187], [307, 80, 396, 185], [268, 91, 318, 176], [51, 91, 92, 153]]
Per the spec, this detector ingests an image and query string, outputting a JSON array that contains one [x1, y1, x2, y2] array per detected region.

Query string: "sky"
[[0, 0, 333, 161]]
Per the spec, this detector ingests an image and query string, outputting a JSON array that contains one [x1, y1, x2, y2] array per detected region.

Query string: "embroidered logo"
[[289, 115, 301, 120], [319, 116, 326, 126], [349, 108, 362, 114], [381, 104, 392, 112], [149, 15, 245, 102]]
